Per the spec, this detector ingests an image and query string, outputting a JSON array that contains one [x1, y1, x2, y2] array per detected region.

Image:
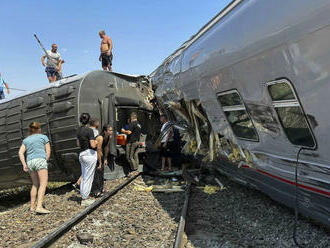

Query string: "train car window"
[[268, 82, 295, 101], [217, 90, 259, 141], [267, 79, 315, 148], [218, 92, 242, 106]]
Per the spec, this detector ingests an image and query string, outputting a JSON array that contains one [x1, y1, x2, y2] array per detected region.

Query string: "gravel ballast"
[[52, 175, 184, 248], [184, 173, 330, 248], [1, 171, 330, 248]]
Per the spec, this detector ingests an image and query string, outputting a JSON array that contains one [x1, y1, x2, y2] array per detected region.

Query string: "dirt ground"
[[0, 178, 126, 248]]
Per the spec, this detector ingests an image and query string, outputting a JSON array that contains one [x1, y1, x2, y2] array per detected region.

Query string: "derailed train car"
[[151, 0, 330, 226], [0, 71, 156, 190]]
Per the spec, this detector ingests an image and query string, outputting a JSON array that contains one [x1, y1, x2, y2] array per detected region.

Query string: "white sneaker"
[[81, 199, 95, 207]]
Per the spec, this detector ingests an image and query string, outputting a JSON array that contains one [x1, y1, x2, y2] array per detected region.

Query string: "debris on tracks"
[[53, 176, 185, 248], [76, 232, 93, 245]]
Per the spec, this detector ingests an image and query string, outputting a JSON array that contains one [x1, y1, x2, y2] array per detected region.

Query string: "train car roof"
[[150, 0, 242, 76], [0, 70, 146, 105]]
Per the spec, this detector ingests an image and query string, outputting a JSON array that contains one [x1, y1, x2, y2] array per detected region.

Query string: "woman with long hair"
[[91, 124, 113, 197], [18, 122, 51, 214], [76, 113, 98, 206]]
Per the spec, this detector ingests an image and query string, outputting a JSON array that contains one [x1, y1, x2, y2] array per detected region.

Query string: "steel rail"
[[32, 173, 140, 248], [173, 183, 191, 248]]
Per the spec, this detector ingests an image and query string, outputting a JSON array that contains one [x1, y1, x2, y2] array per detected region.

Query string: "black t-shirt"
[[127, 121, 141, 143], [77, 126, 95, 151]]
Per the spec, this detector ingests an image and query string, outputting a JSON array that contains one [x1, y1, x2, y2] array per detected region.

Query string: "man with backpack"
[[0, 72, 10, 100]]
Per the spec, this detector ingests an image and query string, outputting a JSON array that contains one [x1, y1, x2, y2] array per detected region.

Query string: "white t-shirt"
[[91, 127, 99, 138], [161, 122, 173, 143], [46, 50, 61, 68]]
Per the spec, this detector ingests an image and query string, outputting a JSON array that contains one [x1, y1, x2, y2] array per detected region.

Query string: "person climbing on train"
[[98, 30, 113, 71], [121, 112, 141, 172], [18, 122, 51, 214], [41, 43, 64, 83], [0, 72, 10, 100], [91, 124, 113, 197], [76, 113, 98, 206], [159, 114, 174, 171]]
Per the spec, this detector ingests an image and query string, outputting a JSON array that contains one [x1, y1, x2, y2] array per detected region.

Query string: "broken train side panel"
[[151, 0, 330, 226]]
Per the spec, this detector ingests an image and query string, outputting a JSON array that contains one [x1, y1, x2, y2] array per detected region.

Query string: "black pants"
[[91, 164, 104, 194]]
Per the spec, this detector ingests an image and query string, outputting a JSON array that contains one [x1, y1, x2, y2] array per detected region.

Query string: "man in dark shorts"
[[41, 43, 64, 83], [160, 114, 173, 171], [98, 30, 113, 71], [122, 112, 141, 171]]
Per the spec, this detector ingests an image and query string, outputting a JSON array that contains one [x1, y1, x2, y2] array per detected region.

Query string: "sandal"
[[35, 208, 51, 214]]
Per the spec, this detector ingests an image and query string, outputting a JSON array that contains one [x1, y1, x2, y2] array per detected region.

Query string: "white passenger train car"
[[151, 0, 330, 226]]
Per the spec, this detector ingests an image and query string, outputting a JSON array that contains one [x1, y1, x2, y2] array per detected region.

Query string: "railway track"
[[173, 173, 330, 248], [21, 172, 187, 248], [174, 183, 191, 248], [31, 173, 141, 248], [2, 169, 330, 248]]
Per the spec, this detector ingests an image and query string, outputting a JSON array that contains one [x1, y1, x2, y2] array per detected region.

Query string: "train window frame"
[[266, 79, 316, 148], [217, 89, 259, 142]]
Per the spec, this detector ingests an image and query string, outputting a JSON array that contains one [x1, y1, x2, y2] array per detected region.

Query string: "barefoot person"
[[18, 122, 51, 214], [98, 30, 113, 71], [77, 113, 98, 206], [41, 43, 63, 83]]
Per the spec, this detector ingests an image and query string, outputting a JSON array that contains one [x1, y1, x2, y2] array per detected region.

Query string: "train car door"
[[101, 93, 126, 180]]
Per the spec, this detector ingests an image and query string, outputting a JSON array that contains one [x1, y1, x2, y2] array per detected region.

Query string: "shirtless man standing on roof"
[[98, 30, 113, 72]]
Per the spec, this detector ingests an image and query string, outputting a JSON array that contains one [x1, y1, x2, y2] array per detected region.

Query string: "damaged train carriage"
[[151, 0, 330, 227], [0, 71, 157, 190]]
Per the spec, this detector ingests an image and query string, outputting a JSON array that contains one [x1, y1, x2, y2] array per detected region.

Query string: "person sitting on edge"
[[98, 30, 113, 72], [0, 72, 10, 100], [91, 124, 113, 197], [18, 122, 51, 214], [77, 113, 98, 206], [41, 43, 64, 83], [122, 112, 141, 172]]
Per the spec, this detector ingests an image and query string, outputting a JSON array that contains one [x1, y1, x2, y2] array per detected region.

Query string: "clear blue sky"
[[0, 0, 230, 99]]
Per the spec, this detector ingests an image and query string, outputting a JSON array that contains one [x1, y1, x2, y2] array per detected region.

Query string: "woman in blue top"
[[18, 122, 51, 214]]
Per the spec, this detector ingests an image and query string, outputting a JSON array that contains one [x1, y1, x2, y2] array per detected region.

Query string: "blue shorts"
[[0, 90, 4, 100], [45, 67, 60, 78]]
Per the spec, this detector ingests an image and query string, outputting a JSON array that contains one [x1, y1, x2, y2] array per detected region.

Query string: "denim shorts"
[[45, 66, 60, 78], [27, 158, 48, 172]]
